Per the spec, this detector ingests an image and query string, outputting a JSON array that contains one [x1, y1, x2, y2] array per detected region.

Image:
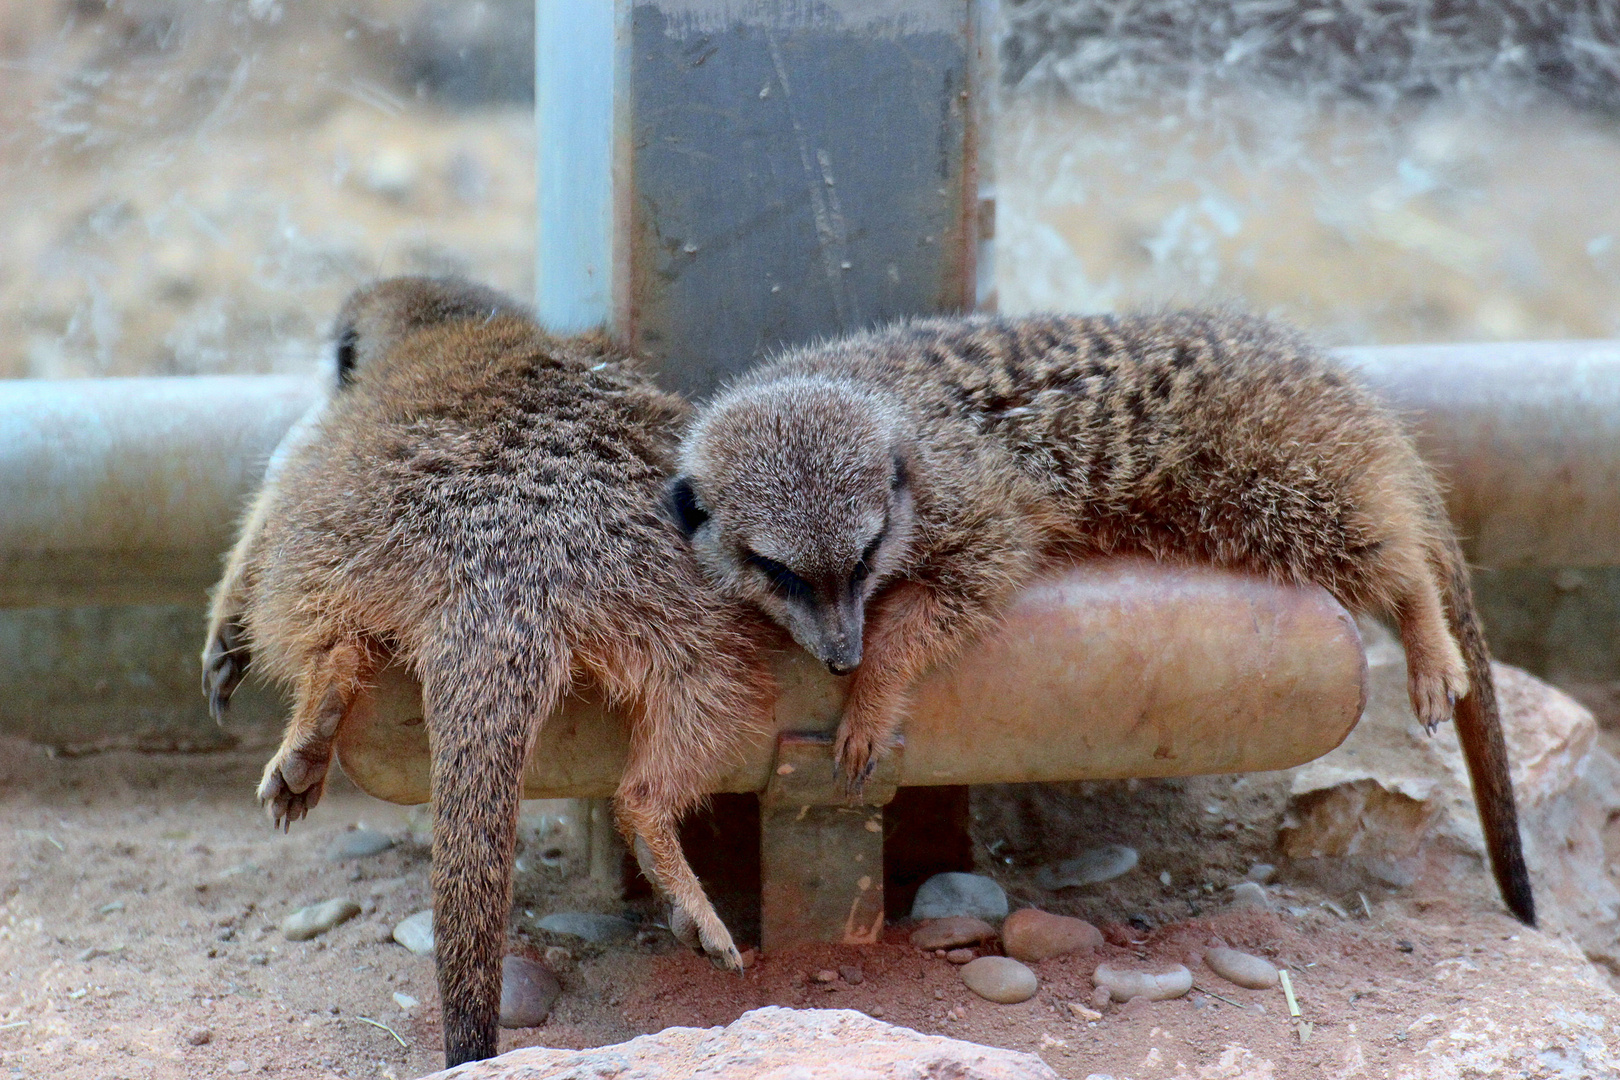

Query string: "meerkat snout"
[[673, 377, 917, 672]]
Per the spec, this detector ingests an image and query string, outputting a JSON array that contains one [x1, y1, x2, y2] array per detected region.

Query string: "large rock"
[[419, 1006, 1060, 1079], [1279, 619, 1620, 967]]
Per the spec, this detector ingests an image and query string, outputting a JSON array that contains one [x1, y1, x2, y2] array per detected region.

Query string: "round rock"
[[281, 899, 361, 942], [1001, 908, 1102, 963], [1229, 881, 1271, 909], [331, 828, 394, 860], [1205, 947, 1279, 989], [910, 873, 1008, 922], [535, 911, 636, 943], [960, 956, 1038, 1004], [1033, 845, 1138, 890], [392, 910, 435, 955], [1092, 962, 1193, 1002], [909, 916, 997, 951], [499, 955, 561, 1028]]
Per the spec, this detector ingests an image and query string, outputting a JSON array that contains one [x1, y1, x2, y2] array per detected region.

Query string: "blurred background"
[[1, 0, 1616, 383]]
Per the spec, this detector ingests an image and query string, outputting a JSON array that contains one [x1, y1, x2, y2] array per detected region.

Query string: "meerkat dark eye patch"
[[667, 477, 709, 537], [851, 528, 886, 585], [746, 553, 813, 604], [334, 325, 359, 388]]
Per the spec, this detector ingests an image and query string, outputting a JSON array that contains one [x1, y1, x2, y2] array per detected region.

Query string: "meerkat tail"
[[1439, 535, 1535, 926], [424, 630, 561, 1068]]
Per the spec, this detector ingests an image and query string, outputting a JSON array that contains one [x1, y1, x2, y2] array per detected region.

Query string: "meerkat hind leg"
[[258, 639, 373, 829], [1391, 562, 1470, 734]]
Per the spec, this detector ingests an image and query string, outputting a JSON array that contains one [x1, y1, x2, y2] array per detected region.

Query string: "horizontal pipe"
[[1341, 340, 1620, 569], [334, 558, 1367, 801], [0, 376, 319, 607], [0, 339, 1616, 610]]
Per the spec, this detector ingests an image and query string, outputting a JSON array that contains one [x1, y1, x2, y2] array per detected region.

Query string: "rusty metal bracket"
[[759, 732, 904, 952]]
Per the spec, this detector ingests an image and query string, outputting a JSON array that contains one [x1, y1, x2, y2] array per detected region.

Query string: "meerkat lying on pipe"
[[202, 276, 775, 1066], [671, 310, 1534, 927]]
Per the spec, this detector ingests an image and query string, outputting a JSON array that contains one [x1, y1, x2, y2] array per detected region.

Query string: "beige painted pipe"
[[333, 558, 1368, 802], [3, 341, 1617, 611]]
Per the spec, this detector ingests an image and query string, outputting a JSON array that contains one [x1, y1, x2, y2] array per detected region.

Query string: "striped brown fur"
[[674, 310, 1534, 927]]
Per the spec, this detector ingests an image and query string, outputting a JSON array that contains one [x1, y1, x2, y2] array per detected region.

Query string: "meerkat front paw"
[[201, 617, 250, 723], [257, 745, 331, 830], [833, 721, 887, 800]]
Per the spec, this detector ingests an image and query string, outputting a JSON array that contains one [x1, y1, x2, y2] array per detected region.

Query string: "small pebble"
[[1090, 985, 1112, 1010], [393, 910, 435, 955], [281, 899, 361, 942], [1067, 1001, 1103, 1021], [331, 828, 394, 860], [909, 916, 997, 951], [1229, 882, 1270, 909], [248, 953, 268, 966], [1002, 908, 1103, 963], [911, 873, 1009, 922], [814, 969, 838, 983], [869, 1005, 885, 1018], [1245, 862, 1277, 884], [839, 965, 863, 985], [1033, 845, 1138, 890], [226, 1061, 250, 1074], [1205, 947, 1279, 989], [1093, 963, 1193, 1002], [961, 956, 1039, 1004], [393, 991, 419, 1011], [499, 955, 561, 1028], [946, 948, 976, 964], [933, 987, 945, 1000], [543, 945, 576, 974], [535, 911, 635, 943], [185, 1028, 212, 1046]]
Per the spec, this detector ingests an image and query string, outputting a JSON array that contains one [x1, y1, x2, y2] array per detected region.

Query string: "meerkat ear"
[[667, 476, 709, 537], [334, 323, 360, 388]]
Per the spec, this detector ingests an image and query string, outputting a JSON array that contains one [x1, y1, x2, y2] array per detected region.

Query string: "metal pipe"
[[334, 558, 1367, 801], [3, 341, 1617, 611]]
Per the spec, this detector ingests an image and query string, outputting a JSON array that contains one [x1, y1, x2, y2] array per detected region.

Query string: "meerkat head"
[[672, 376, 917, 675], [328, 276, 529, 390]]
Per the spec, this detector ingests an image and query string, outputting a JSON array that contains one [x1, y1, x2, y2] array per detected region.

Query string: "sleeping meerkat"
[[202, 276, 775, 1067], [672, 310, 1534, 926]]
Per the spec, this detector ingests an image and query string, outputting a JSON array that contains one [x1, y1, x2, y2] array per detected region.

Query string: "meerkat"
[[671, 310, 1534, 926], [201, 276, 776, 1067]]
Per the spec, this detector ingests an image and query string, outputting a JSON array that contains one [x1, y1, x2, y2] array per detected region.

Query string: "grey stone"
[[499, 956, 561, 1028], [281, 899, 361, 942], [1033, 844, 1139, 890], [416, 1006, 1060, 1079], [331, 828, 394, 860], [1245, 863, 1277, 884], [960, 956, 1039, 1004], [1204, 947, 1278, 989], [1229, 882, 1271, 909], [392, 910, 434, 955], [908, 916, 996, 951], [535, 911, 636, 943], [910, 873, 1008, 922], [1092, 962, 1193, 1002]]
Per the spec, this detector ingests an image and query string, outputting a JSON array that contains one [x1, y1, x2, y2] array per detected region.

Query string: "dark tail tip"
[[1498, 854, 1537, 927], [443, 1029, 498, 1070]]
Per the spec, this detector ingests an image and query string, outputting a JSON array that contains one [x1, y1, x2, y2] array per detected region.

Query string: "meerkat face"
[[673, 377, 917, 675]]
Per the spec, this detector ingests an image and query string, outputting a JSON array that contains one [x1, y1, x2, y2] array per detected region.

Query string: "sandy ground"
[[5, 737, 1619, 1080]]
